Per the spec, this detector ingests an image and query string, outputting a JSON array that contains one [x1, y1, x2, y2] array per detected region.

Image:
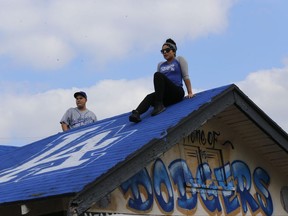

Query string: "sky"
[[0, 0, 287, 147]]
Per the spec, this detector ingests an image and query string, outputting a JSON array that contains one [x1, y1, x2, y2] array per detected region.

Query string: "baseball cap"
[[74, 91, 87, 99]]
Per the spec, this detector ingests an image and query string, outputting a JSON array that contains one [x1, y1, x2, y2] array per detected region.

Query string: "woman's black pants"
[[136, 72, 184, 114]]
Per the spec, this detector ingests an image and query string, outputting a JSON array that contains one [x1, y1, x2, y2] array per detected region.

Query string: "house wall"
[[87, 119, 288, 216]]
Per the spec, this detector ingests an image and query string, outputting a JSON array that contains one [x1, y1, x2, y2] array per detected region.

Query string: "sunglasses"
[[160, 48, 172, 54]]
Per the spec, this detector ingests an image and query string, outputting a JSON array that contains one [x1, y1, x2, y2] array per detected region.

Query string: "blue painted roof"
[[0, 84, 232, 205], [0, 145, 19, 156]]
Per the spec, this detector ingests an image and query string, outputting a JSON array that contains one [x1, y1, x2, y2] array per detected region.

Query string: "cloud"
[[0, 0, 237, 146], [0, 0, 287, 152], [283, 57, 288, 66], [2, 35, 74, 70], [0, 0, 234, 70], [1, 64, 288, 147], [0, 78, 152, 146], [89, 78, 153, 116], [237, 65, 288, 132]]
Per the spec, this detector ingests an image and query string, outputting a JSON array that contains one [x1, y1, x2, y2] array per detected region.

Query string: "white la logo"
[[0, 122, 136, 184]]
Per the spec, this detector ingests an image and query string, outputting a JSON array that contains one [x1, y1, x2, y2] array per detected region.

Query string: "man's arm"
[[61, 122, 70, 131]]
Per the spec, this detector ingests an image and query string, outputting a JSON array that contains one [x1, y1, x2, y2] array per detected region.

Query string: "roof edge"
[[232, 85, 288, 152]]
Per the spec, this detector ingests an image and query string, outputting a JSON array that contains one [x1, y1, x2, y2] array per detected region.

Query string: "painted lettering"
[[153, 159, 174, 213], [121, 159, 272, 215], [214, 163, 240, 214], [196, 163, 222, 212], [169, 159, 197, 210], [184, 130, 220, 148], [253, 167, 273, 216], [120, 169, 153, 211], [231, 161, 259, 213]]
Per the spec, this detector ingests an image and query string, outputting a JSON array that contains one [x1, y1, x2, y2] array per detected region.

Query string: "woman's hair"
[[163, 38, 177, 52]]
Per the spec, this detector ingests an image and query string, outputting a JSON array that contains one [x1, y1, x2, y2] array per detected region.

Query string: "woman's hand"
[[183, 79, 193, 99], [185, 92, 194, 98]]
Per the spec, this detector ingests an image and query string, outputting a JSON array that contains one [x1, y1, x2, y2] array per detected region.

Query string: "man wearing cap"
[[60, 91, 97, 131]]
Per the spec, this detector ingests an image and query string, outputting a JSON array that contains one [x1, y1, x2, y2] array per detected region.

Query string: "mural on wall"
[[89, 129, 274, 216]]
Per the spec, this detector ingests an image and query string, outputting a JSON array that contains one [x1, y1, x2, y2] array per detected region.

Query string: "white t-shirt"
[[60, 107, 97, 129]]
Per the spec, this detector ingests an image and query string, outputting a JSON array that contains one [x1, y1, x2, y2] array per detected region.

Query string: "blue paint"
[[169, 159, 197, 210], [214, 163, 240, 214], [196, 163, 222, 212], [153, 159, 174, 212], [120, 169, 153, 211], [121, 159, 273, 215], [253, 167, 273, 216], [231, 161, 260, 213]]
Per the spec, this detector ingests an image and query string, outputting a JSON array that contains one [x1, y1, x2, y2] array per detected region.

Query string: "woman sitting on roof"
[[129, 38, 194, 123]]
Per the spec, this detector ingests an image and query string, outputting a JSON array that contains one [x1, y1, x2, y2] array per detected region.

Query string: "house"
[[0, 84, 287, 216]]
